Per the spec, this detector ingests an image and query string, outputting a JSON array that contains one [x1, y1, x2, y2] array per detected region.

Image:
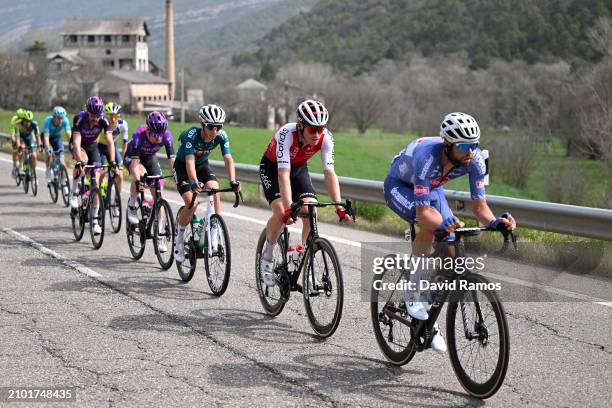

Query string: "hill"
[[233, 0, 612, 72]]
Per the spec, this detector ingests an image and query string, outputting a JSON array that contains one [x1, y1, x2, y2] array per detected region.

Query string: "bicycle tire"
[[48, 165, 58, 203], [23, 171, 29, 194], [204, 214, 231, 296], [255, 228, 288, 316], [107, 177, 122, 233], [446, 273, 510, 399], [302, 237, 344, 338], [89, 188, 105, 249], [370, 255, 416, 366], [153, 199, 175, 270], [59, 165, 70, 207], [71, 204, 85, 241], [126, 197, 146, 259], [175, 206, 197, 282]]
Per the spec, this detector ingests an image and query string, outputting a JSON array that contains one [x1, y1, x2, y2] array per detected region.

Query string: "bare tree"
[[342, 76, 387, 133]]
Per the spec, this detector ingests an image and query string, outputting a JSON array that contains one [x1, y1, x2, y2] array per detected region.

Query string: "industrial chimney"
[[166, 0, 176, 99]]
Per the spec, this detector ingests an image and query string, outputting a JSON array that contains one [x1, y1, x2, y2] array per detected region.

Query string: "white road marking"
[[1, 228, 103, 278]]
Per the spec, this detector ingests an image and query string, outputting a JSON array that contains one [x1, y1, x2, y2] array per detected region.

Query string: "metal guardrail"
[[2, 133, 611, 240]]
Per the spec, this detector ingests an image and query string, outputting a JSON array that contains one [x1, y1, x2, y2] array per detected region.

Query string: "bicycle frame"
[[137, 175, 168, 240]]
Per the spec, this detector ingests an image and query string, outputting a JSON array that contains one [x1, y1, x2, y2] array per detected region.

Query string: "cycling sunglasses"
[[456, 142, 478, 153], [205, 123, 223, 131], [304, 124, 325, 134]]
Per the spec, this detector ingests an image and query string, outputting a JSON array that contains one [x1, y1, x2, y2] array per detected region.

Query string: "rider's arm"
[[42, 118, 50, 149], [63, 117, 72, 142], [219, 133, 236, 182], [472, 198, 496, 225], [72, 132, 83, 162], [185, 155, 198, 184], [121, 121, 129, 157], [320, 132, 341, 202], [275, 130, 293, 209], [165, 140, 176, 170], [278, 168, 292, 209], [34, 123, 41, 147]]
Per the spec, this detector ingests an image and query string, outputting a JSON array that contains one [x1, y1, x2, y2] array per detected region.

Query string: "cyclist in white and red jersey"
[[259, 99, 352, 287]]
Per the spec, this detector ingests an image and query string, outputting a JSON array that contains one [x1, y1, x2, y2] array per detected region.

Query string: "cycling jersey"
[[10, 115, 20, 134], [387, 136, 486, 206], [97, 118, 128, 145], [126, 125, 175, 159], [71, 111, 110, 146], [43, 115, 71, 140], [175, 126, 231, 166], [263, 122, 334, 170], [17, 121, 39, 143]]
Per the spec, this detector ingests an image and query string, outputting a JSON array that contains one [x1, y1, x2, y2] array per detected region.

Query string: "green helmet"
[[16, 108, 25, 118], [104, 102, 122, 115], [20, 110, 34, 121]]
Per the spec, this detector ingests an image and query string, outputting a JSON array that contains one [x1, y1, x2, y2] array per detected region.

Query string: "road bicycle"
[[101, 166, 122, 233], [370, 222, 517, 399], [255, 199, 355, 338], [175, 184, 242, 296], [18, 146, 37, 196], [125, 174, 176, 270], [46, 151, 71, 206], [70, 164, 109, 249]]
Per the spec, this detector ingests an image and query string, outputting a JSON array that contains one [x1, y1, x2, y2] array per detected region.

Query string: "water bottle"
[[142, 198, 153, 217], [287, 244, 303, 273], [192, 217, 205, 248]]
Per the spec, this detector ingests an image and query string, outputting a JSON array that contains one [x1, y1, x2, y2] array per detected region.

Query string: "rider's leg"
[[263, 199, 285, 261]]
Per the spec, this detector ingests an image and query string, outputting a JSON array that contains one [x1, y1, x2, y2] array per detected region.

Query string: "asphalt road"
[[0, 153, 610, 407]]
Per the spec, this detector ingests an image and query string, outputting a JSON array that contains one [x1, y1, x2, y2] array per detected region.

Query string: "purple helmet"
[[86, 96, 104, 115], [146, 111, 168, 135]]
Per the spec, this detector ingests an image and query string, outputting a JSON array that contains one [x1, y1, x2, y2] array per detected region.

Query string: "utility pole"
[[166, 0, 176, 99], [180, 67, 185, 123]]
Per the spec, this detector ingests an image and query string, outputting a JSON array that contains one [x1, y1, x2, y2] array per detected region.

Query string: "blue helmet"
[[52, 106, 67, 119]]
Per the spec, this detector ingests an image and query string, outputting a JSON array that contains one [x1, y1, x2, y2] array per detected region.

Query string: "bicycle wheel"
[[30, 166, 37, 196], [153, 199, 175, 270], [14, 163, 21, 186], [48, 167, 58, 203], [446, 273, 510, 399], [204, 214, 231, 296], [88, 188, 105, 249], [126, 197, 146, 259], [23, 169, 29, 194], [255, 228, 288, 316], [71, 199, 86, 242], [107, 177, 122, 233], [175, 206, 197, 282], [370, 256, 416, 365], [59, 165, 70, 207], [301, 237, 344, 338]]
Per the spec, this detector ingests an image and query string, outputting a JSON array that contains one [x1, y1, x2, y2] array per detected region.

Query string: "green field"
[[2, 108, 608, 207]]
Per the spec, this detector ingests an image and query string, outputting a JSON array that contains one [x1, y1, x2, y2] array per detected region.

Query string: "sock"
[[175, 224, 186, 244], [92, 204, 99, 221], [128, 195, 137, 207], [263, 240, 277, 262]]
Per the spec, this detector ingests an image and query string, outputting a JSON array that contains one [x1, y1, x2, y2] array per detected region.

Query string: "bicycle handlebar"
[[288, 199, 356, 222], [188, 183, 243, 210], [433, 225, 518, 253]]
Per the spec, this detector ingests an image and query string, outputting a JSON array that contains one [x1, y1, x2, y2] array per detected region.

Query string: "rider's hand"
[[280, 207, 296, 225], [489, 212, 516, 231], [136, 179, 145, 192], [110, 160, 118, 169], [230, 180, 241, 193], [336, 207, 352, 223], [190, 180, 203, 194], [439, 216, 464, 234], [74, 161, 83, 175]]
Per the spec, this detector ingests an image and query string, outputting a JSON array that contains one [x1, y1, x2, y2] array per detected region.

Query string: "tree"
[[342, 76, 386, 134]]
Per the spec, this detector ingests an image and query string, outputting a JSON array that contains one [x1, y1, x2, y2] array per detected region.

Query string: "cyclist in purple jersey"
[[68, 96, 116, 235], [384, 112, 517, 354], [124, 112, 176, 229]]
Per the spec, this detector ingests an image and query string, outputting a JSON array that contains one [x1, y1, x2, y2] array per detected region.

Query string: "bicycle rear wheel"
[[126, 197, 146, 259], [370, 255, 416, 365], [302, 237, 344, 338], [107, 177, 122, 233], [153, 199, 175, 270], [175, 206, 197, 282], [59, 165, 70, 207], [255, 228, 288, 316], [204, 214, 231, 296], [446, 273, 510, 399], [89, 188, 105, 249]]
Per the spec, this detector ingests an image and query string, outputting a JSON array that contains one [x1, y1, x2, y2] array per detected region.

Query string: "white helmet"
[[297, 99, 329, 127], [440, 112, 480, 143], [199, 104, 226, 125]]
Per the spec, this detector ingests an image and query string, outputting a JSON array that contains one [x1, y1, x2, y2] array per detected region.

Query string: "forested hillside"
[[233, 0, 612, 71]]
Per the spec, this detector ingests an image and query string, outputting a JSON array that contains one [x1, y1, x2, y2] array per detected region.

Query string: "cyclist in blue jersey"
[[42, 106, 71, 184], [172, 104, 240, 263], [384, 112, 517, 354]]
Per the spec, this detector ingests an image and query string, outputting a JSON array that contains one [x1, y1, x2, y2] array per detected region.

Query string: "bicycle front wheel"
[[446, 273, 510, 399], [153, 199, 175, 270], [175, 206, 196, 282], [59, 165, 71, 207], [48, 168, 58, 203], [89, 188, 105, 249], [255, 228, 288, 316], [204, 214, 231, 296], [71, 201, 85, 241], [23, 170, 29, 194], [30, 167, 37, 196], [126, 197, 146, 259], [107, 177, 122, 233]]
